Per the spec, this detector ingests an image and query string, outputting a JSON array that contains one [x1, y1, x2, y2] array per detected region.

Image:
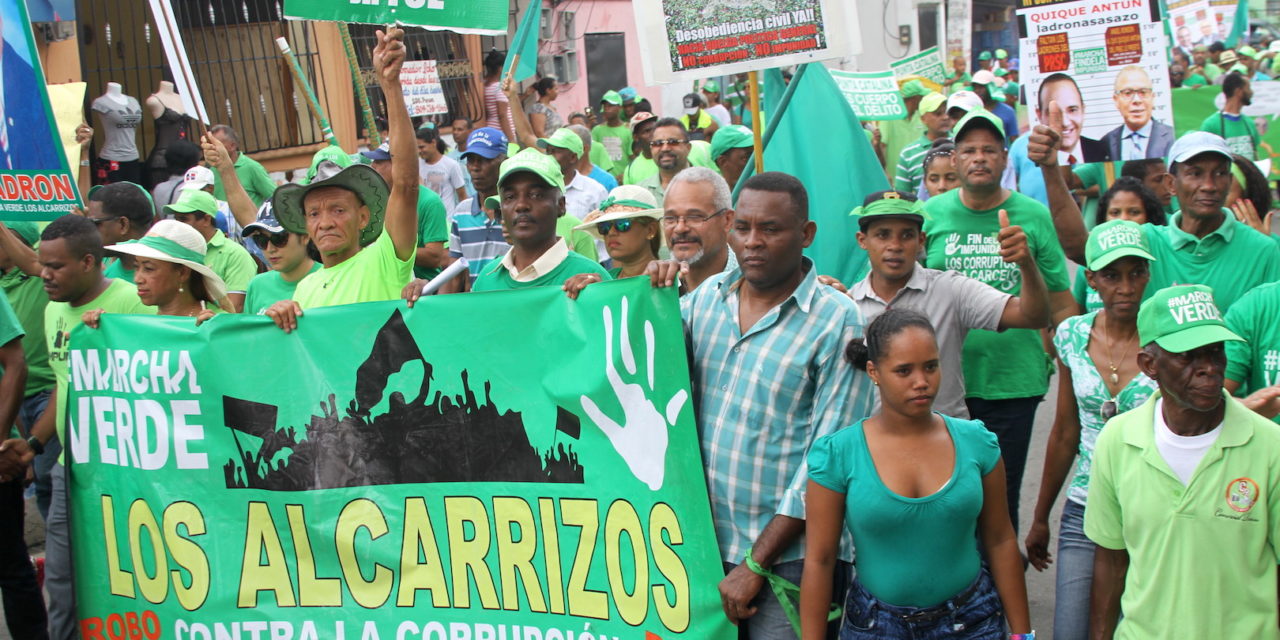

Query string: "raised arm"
[[0, 223, 40, 276], [1027, 101, 1087, 263], [504, 80, 540, 150], [202, 132, 258, 229], [375, 27, 419, 261]]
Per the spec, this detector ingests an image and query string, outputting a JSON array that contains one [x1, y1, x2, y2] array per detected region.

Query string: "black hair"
[[416, 127, 448, 154], [1209, 42, 1226, 54], [1232, 153, 1272, 214], [845, 309, 936, 370], [483, 49, 505, 76], [533, 77, 557, 97], [922, 139, 955, 174], [634, 98, 653, 113], [164, 139, 201, 176], [374, 118, 388, 133], [741, 171, 809, 221], [651, 117, 688, 137], [1222, 71, 1249, 98], [1095, 176, 1167, 226], [1120, 158, 1165, 182], [41, 214, 104, 264], [1036, 73, 1081, 114], [99, 182, 154, 229], [451, 116, 473, 128]]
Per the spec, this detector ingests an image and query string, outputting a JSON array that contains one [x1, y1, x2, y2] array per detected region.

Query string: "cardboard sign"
[[401, 60, 449, 117]]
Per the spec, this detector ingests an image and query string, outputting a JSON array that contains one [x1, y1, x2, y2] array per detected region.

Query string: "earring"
[[178, 286, 184, 293]]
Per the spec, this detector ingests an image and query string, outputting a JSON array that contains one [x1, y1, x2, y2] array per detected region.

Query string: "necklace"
[[1099, 315, 1138, 386]]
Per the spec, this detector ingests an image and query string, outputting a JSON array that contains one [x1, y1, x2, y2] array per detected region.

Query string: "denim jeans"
[[1054, 499, 1095, 640], [723, 559, 852, 640], [17, 390, 55, 520], [966, 396, 1044, 530], [839, 568, 1004, 640], [0, 476, 48, 639]]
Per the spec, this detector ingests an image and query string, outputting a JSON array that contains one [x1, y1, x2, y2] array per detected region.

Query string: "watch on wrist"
[[26, 435, 44, 455]]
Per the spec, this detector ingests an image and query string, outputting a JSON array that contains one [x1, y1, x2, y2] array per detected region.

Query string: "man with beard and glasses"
[[1201, 72, 1260, 159], [637, 118, 693, 206]]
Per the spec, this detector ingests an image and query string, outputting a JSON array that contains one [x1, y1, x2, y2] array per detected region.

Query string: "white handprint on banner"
[[580, 297, 688, 491]]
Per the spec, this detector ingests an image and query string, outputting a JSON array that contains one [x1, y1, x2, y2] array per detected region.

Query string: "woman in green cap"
[[1025, 219, 1159, 640]]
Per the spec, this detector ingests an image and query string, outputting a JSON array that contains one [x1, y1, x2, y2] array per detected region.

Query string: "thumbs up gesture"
[[997, 209, 1033, 267], [1026, 100, 1064, 168]]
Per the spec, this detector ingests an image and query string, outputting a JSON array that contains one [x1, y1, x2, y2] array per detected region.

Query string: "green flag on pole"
[[1225, 0, 1250, 48], [737, 63, 889, 285], [504, 0, 541, 81]]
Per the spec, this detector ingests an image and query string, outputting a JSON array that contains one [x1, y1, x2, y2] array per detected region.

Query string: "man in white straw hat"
[[265, 27, 418, 332], [85, 219, 231, 322]]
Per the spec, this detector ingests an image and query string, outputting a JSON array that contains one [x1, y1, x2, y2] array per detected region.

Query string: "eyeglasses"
[[250, 232, 291, 249], [1114, 88, 1153, 100], [88, 216, 120, 226], [596, 219, 634, 235], [661, 208, 728, 226], [650, 138, 688, 149]]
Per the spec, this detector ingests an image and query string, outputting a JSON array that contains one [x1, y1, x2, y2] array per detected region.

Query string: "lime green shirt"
[[591, 123, 633, 178], [624, 155, 658, 186], [1085, 391, 1280, 638], [204, 230, 258, 294], [293, 230, 413, 310], [243, 263, 321, 315], [589, 143, 612, 173], [0, 268, 53, 397], [555, 215, 598, 261], [473, 250, 611, 292], [213, 153, 276, 207], [415, 185, 449, 280], [923, 189, 1071, 399], [46, 279, 154, 463], [1225, 282, 1280, 423], [879, 111, 923, 181]]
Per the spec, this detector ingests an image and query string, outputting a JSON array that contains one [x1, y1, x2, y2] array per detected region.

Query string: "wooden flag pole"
[[276, 37, 339, 147], [748, 70, 764, 173]]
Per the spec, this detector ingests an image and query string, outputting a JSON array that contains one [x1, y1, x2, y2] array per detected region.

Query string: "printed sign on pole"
[[0, 0, 81, 220], [1017, 0, 1174, 165], [1167, 0, 1218, 52], [402, 60, 449, 117], [890, 46, 948, 86], [282, 0, 507, 35], [830, 70, 907, 121]]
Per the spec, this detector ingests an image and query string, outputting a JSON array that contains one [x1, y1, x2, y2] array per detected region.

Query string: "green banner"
[[1172, 85, 1280, 180], [889, 46, 947, 86], [282, 0, 507, 35], [68, 279, 733, 639], [829, 70, 907, 121]]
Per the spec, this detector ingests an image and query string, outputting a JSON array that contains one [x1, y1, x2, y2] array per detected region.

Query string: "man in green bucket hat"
[[264, 27, 419, 331]]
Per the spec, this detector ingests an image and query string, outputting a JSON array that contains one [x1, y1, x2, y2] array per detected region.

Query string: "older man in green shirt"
[[210, 124, 277, 207]]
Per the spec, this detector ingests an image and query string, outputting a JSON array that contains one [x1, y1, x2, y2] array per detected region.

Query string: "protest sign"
[[283, 0, 506, 35], [1167, 0, 1217, 51], [1017, 0, 1174, 165], [1210, 0, 1240, 45], [46, 82, 87, 174], [68, 279, 735, 640], [0, 0, 80, 220], [890, 46, 948, 86], [633, 0, 850, 84], [830, 70, 907, 121], [401, 60, 449, 117]]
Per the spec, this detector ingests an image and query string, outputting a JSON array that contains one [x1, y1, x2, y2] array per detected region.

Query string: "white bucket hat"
[[574, 185, 663, 238], [106, 219, 229, 306]]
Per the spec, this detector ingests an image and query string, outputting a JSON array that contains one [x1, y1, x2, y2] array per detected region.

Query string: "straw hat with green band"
[[536, 127, 583, 159], [106, 219, 229, 306], [850, 190, 928, 229], [498, 148, 565, 190], [163, 188, 218, 218], [273, 162, 389, 247], [1137, 285, 1243, 353], [574, 185, 661, 238], [1085, 220, 1156, 271]]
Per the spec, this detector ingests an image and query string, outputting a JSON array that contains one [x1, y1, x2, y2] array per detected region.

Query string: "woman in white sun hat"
[[575, 185, 663, 280], [83, 219, 230, 326]]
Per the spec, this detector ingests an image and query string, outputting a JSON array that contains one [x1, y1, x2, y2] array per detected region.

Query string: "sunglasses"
[[597, 219, 635, 235], [250, 232, 291, 249], [1101, 399, 1118, 421]]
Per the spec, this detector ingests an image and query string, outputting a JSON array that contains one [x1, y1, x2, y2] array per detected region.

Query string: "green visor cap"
[[163, 188, 217, 217], [1085, 220, 1156, 271], [850, 190, 928, 228], [600, 90, 623, 106], [537, 127, 584, 158], [1137, 284, 1244, 352], [952, 108, 1006, 142], [498, 148, 566, 190], [710, 125, 755, 160]]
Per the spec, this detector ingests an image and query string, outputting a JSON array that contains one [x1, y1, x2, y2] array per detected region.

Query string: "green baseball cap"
[[850, 190, 928, 229], [994, 68, 1008, 77], [1138, 285, 1243, 352], [702, 80, 721, 94], [995, 48, 1009, 60], [163, 188, 217, 217], [1240, 45, 1260, 60], [1085, 220, 1156, 271], [951, 108, 1005, 142], [919, 92, 947, 114], [484, 195, 500, 213], [600, 90, 623, 106], [978, 50, 993, 61], [498, 148, 565, 190], [900, 79, 929, 98], [710, 124, 754, 160], [5, 221, 39, 246], [537, 127, 583, 158]]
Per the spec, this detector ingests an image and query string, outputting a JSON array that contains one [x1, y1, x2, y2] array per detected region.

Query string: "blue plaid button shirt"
[[681, 260, 873, 564]]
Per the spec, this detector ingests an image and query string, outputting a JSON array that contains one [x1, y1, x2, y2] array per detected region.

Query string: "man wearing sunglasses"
[[241, 203, 319, 315], [637, 118, 693, 206], [85, 182, 153, 283]]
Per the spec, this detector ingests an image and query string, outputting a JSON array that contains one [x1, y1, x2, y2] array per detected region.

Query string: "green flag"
[[1225, 0, 1249, 48], [504, 0, 541, 81], [739, 64, 889, 285]]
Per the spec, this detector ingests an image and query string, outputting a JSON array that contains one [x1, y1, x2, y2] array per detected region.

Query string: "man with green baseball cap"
[[264, 27, 418, 331], [878, 79, 929, 181], [850, 189, 1049, 418], [971, 70, 1019, 143], [471, 149, 611, 292], [1086, 284, 1280, 639], [710, 124, 754, 190], [924, 106, 1073, 527], [538, 127, 607, 221], [894, 92, 952, 194], [592, 90, 632, 180], [165, 187, 257, 312], [701, 80, 732, 128], [978, 50, 994, 70]]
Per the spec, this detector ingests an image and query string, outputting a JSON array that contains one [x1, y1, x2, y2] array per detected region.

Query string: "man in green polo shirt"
[[166, 188, 258, 313], [1086, 284, 1280, 639], [472, 149, 611, 291], [210, 124, 277, 207], [894, 92, 951, 194], [264, 27, 418, 332]]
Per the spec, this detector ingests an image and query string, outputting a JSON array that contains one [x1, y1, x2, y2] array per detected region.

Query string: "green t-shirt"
[[205, 230, 259, 294], [46, 279, 154, 463], [415, 185, 449, 280], [923, 190, 1071, 399], [1071, 268, 1103, 313], [1072, 161, 1122, 230], [473, 250, 611, 292], [0, 269, 53, 397], [1183, 73, 1209, 87], [689, 140, 715, 169], [624, 155, 658, 186], [555, 216, 599, 261], [103, 257, 135, 283], [1225, 282, 1280, 423], [591, 123, 633, 178], [243, 263, 321, 315], [293, 230, 414, 310], [1200, 112, 1259, 159], [1203, 62, 1224, 81], [589, 143, 612, 173]]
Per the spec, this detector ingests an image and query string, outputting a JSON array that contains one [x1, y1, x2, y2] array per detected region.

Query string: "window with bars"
[[346, 24, 479, 130]]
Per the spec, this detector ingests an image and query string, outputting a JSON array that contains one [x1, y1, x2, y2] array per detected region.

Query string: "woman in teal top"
[[1026, 220, 1158, 640], [800, 309, 1032, 639], [1071, 178, 1165, 313]]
